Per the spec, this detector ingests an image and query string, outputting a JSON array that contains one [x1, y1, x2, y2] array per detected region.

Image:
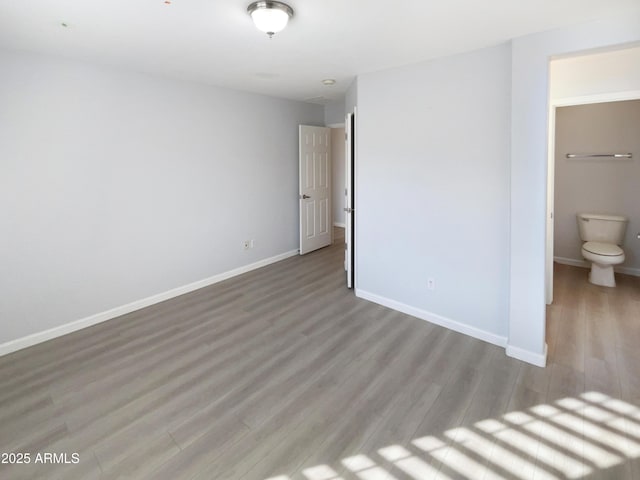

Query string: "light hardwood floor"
[[1, 234, 639, 480]]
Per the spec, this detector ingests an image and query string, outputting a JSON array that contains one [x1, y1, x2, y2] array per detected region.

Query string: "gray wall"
[[0, 49, 324, 345], [324, 100, 345, 126], [554, 100, 640, 272], [356, 43, 512, 339]]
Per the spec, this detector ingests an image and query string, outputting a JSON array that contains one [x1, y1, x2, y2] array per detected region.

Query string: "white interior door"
[[299, 125, 332, 255], [345, 112, 354, 288]]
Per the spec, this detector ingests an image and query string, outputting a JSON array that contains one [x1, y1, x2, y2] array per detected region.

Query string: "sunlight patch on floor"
[[341, 454, 398, 480], [444, 427, 555, 480], [265, 391, 640, 480], [302, 464, 342, 480], [380, 443, 447, 480]]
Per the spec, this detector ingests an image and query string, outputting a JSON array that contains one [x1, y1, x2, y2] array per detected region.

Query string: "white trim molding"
[[506, 343, 548, 368], [554, 256, 640, 277], [550, 89, 640, 108], [0, 249, 299, 357], [355, 289, 507, 348]]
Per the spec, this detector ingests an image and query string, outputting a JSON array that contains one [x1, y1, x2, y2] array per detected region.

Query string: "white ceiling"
[[1, 0, 638, 103]]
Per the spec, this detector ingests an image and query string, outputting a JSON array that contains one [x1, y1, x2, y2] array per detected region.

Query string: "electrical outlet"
[[427, 278, 436, 291], [243, 240, 250, 250]]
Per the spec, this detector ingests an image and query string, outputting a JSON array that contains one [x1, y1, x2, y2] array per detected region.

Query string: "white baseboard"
[[506, 343, 547, 368], [333, 222, 346, 228], [0, 249, 299, 357], [355, 289, 507, 348], [554, 256, 588, 269], [554, 256, 640, 277]]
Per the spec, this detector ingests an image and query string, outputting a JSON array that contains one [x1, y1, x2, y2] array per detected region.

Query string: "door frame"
[[345, 109, 356, 288]]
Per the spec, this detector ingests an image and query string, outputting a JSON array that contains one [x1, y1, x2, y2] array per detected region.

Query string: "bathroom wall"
[[554, 99, 640, 275]]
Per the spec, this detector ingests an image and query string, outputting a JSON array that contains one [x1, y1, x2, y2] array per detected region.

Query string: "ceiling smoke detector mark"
[[256, 72, 280, 80], [304, 96, 331, 105], [322, 79, 336, 86]]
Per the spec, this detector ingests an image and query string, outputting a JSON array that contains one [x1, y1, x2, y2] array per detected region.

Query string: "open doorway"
[[326, 110, 355, 289], [545, 45, 640, 371], [546, 45, 640, 304], [297, 120, 353, 291]]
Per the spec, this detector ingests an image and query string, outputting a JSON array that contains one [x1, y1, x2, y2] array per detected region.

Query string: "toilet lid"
[[583, 241, 623, 256]]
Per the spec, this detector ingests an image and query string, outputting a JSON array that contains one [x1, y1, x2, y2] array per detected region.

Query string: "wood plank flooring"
[[1, 235, 639, 480]]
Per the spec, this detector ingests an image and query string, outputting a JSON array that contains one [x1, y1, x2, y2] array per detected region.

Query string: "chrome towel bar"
[[566, 153, 632, 159]]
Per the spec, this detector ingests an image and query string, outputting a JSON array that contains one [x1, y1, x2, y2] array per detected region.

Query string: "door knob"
[[301, 194, 311, 199]]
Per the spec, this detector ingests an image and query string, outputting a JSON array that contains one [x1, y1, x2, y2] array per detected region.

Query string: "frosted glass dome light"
[[248, 1, 294, 38]]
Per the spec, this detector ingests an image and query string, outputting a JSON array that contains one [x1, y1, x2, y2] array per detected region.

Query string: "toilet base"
[[589, 263, 616, 287]]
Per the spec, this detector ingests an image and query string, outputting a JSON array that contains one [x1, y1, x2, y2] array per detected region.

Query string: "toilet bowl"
[[581, 241, 625, 287], [577, 213, 628, 288]]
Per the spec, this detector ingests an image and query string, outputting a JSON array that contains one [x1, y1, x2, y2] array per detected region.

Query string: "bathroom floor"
[[547, 262, 640, 400]]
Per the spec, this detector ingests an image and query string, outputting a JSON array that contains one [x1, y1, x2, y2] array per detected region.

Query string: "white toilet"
[[577, 213, 628, 287]]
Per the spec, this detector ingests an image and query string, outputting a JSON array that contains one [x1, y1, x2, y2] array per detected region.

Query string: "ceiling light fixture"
[[322, 79, 336, 86], [247, 1, 294, 38]]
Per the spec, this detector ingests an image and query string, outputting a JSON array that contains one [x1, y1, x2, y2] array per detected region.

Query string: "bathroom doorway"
[[545, 44, 640, 305], [544, 45, 640, 374]]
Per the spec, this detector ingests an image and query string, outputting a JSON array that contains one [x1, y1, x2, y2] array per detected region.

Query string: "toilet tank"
[[577, 213, 628, 244]]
